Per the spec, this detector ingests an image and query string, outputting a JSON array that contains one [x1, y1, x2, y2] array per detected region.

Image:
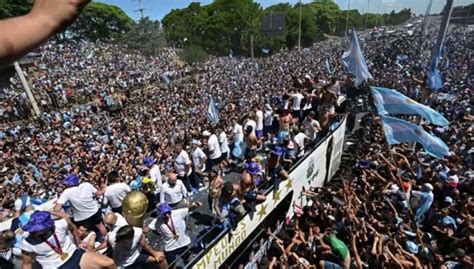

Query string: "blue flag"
[[379, 115, 449, 159], [371, 86, 449, 126], [325, 58, 333, 75], [207, 97, 220, 123], [426, 48, 443, 91], [262, 48, 269, 54], [341, 29, 373, 86]]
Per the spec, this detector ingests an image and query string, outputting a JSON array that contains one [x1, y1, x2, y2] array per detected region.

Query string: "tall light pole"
[[345, 0, 351, 38], [298, 0, 302, 50], [365, 0, 371, 29], [422, 0, 434, 35]]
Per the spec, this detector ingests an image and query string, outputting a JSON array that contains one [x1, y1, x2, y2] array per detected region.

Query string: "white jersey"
[[57, 183, 99, 221], [148, 208, 191, 252], [19, 219, 77, 268]]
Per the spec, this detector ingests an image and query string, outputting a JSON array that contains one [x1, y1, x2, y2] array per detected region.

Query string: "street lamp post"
[[298, 0, 302, 50]]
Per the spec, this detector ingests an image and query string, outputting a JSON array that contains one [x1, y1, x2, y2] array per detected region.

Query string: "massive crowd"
[[0, 15, 472, 269]]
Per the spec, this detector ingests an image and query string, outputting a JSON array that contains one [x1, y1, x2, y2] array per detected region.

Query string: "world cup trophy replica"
[[122, 191, 149, 227]]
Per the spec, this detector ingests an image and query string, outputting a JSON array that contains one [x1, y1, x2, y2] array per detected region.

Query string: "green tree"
[[0, 0, 33, 19], [121, 17, 166, 57], [67, 2, 134, 41]]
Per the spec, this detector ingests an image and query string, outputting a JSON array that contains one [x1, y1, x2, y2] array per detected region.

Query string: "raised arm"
[[0, 0, 90, 66]]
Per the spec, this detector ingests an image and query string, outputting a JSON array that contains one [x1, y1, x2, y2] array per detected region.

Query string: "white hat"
[[423, 183, 434, 191], [202, 130, 211, 136]]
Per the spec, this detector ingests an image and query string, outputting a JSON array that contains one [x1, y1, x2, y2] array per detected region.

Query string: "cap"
[[245, 162, 260, 175], [357, 160, 370, 169], [444, 196, 453, 204], [405, 240, 419, 254], [192, 139, 201, 146], [423, 183, 434, 191], [157, 203, 172, 217], [202, 130, 211, 136], [143, 156, 154, 168], [271, 146, 284, 156], [22, 211, 55, 233], [62, 173, 79, 186]]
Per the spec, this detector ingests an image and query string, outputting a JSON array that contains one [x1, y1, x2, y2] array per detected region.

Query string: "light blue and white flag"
[[262, 48, 270, 54], [426, 48, 443, 91], [325, 58, 333, 75], [371, 86, 449, 126], [380, 115, 449, 159], [341, 29, 373, 86], [207, 97, 220, 123]]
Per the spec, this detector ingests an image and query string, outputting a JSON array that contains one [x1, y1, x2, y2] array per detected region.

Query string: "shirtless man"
[[240, 172, 266, 205], [244, 125, 259, 156], [321, 86, 337, 113], [277, 110, 293, 143]]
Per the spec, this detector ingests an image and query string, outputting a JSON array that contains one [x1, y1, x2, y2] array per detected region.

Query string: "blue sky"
[[99, 0, 472, 21]]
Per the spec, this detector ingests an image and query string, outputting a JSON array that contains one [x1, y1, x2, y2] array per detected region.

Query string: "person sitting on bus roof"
[[217, 181, 246, 230], [267, 146, 289, 190], [240, 170, 266, 208]]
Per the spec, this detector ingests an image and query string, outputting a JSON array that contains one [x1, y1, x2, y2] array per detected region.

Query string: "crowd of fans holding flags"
[[0, 14, 472, 269], [252, 26, 473, 269]]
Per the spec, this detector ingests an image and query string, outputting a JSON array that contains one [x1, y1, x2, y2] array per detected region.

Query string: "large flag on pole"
[[371, 86, 449, 126], [379, 115, 449, 159], [425, 0, 454, 91], [341, 28, 373, 86], [207, 97, 220, 123]]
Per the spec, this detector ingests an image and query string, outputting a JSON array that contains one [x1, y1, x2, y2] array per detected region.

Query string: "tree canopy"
[[120, 17, 167, 57], [162, 0, 413, 57]]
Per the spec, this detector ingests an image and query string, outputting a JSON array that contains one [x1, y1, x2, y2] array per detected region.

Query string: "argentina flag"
[[207, 97, 220, 123], [341, 29, 373, 86], [371, 86, 449, 126], [380, 115, 449, 159]]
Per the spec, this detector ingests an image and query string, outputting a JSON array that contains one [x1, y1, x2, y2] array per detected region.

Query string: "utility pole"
[[14, 61, 40, 116], [250, 34, 254, 60], [134, 0, 146, 20], [365, 0, 371, 29], [297, 0, 302, 50], [421, 0, 433, 35], [345, 0, 351, 38]]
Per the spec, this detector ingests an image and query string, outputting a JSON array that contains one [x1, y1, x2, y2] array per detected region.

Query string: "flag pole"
[[376, 115, 425, 248], [412, 0, 454, 151], [345, 0, 351, 38]]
